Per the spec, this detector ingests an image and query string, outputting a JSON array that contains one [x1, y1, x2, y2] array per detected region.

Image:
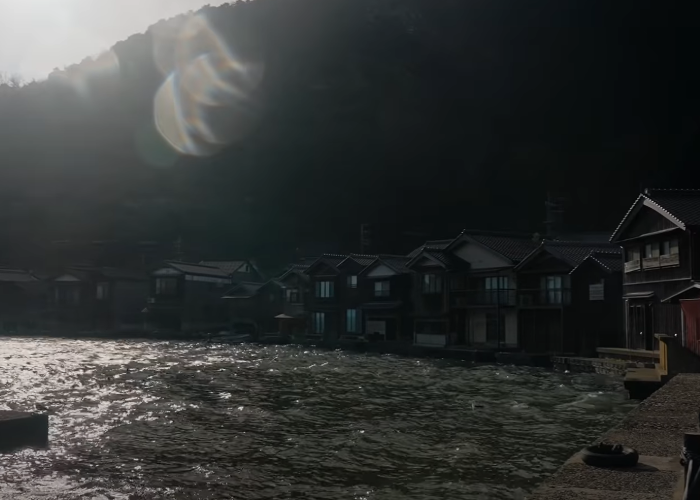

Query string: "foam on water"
[[0, 339, 636, 499]]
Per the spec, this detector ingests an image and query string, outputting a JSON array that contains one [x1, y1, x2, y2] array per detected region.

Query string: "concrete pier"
[[529, 373, 700, 500], [0, 411, 49, 452]]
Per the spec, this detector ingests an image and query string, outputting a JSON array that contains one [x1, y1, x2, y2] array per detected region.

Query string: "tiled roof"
[[200, 261, 247, 274], [407, 239, 455, 258], [166, 261, 232, 278], [379, 255, 412, 274], [644, 189, 700, 227], [222, 282, 265, 298], [543, 241, 621, 268], [0, 269, 37, 282], [468, 233, 539, 262], [589, 252, 624, 273], [570, 251, 623, 274], [611, 189, 700, 242], [338, 254, 379, 268]]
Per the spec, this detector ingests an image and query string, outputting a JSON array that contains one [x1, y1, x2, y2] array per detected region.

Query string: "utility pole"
[[544, 193, 565, 239], [360, 224, 371, 254]]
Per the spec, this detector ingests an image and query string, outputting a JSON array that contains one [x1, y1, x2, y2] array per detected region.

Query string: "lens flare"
[[153, 13, 264, 158]]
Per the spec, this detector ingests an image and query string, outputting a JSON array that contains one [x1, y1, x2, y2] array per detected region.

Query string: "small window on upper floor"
[[661, 239, 679, 256], [315, 281, 334, 298], [347, 275, 358, 288], [422, 274, 442, 294], [374, 280, 390, 297], [644, 242, 659, 259]]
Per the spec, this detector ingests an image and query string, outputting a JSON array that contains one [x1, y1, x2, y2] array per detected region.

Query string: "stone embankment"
[[528, 373, 700, 500]]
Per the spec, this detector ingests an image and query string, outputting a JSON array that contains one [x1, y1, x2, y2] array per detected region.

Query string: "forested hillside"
[[0, 0, 694, 268]]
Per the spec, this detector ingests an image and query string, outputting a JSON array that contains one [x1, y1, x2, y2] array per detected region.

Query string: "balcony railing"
[[517, 288, 571, 307], [624, 260, 641, 273], [660, 254, 680, 267], [642, 257, 660, 270], [451, 289, 516, 307]]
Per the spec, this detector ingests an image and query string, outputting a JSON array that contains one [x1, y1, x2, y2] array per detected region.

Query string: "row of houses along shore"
[[2, 188, 700, 360]]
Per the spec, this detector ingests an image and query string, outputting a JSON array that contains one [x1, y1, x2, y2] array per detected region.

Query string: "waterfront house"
[[49, 266, 148, 333], [357, 256, 413, 342], [223, 263, 311, 341], [610, 189, 700, 350], [274, 264, 310, 340], [145, 261, 232, 332], [406, 231, 538, 349], [199, 260, 265, 283], [514, 242, 623, 355], [223, 281, 281, 335], [304, 254, 381, 343], [0, 269, 47, 334]]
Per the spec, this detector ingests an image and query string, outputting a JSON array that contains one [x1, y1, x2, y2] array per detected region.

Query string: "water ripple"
[[0, 339, 635, 499]]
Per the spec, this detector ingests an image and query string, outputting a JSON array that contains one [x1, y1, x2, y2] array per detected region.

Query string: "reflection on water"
[[0, 339, 635, 499]]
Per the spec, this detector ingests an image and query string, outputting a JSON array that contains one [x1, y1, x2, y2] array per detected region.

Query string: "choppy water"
[[0, 339, 635, 499]]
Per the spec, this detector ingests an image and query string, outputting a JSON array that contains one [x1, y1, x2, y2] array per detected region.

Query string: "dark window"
[[626, 247, 640, 263], [374, 281, 390, 297], [347, 275, 358, 288], [156, 278, 178, 295], [486, 312, 505, 345], [422, 274, 442, 294], [644, 242, 659, 259], [285, 288, 300, 303], [96, 282, 110, 301]]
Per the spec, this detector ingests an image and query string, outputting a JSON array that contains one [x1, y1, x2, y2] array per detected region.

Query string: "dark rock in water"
[[0, 411, 49, 452]]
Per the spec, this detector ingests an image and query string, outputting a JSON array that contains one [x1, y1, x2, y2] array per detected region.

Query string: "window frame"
[[312, 312, 325, 334], [315, 280, 335, 298], [422, 274, 443, 294], [374, 280, 391, 297], [346, 309, 359, 333]]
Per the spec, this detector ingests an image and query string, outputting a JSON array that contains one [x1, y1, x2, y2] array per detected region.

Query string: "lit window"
[[312, 312, 325, 333], [315, 281, 334, 298], [346, 309, 359, 333]]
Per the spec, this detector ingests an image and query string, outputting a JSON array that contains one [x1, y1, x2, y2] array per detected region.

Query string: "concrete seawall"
[[529, 373, 700, 500]]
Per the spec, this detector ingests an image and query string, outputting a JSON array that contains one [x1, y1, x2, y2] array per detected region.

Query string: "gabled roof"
[[569, 251, 623, 275], [222, 281, 266, 299], [304, 254, 349, 275], [0, 269, 38, 283], [360, 255, 412, 275], [406, 248, 466, 270], [200, 261, 248, 274], [516, 241, 621, 272], [662, 284, 700, 303], [456, 231, 539, 263], [277, 264, 310, 282], [407, 238, 456, 258], [610, 189, 700, 242], [164, 261, 232, 278], [337, 254, 378, 269]]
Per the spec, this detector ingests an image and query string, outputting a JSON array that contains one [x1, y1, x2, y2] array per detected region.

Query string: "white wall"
[[453, 241, 511, 269], [367, 265, 397, 278]]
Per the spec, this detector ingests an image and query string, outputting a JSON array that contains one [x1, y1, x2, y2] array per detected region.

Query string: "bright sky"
[[0, 0, 229, 81]]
